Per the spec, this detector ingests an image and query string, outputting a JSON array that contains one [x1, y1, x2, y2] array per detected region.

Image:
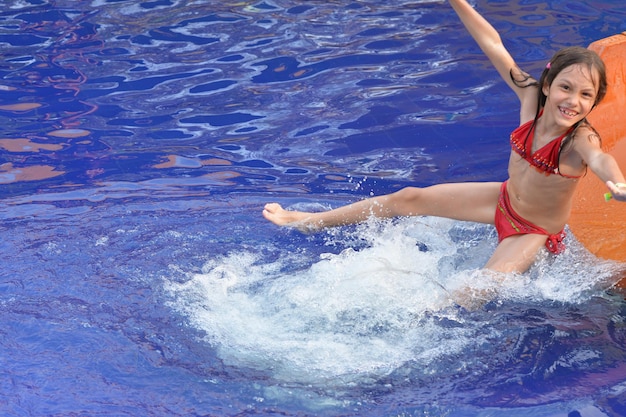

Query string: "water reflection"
[[2, 1, 626, 194], [1, 1, 626, 414], [1, 0, 495, 195]]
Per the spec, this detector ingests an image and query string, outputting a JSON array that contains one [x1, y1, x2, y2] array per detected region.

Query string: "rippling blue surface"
[[2, 1, 626, 416]]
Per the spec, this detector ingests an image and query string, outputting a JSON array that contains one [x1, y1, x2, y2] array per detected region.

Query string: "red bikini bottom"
[[495, 181, 565, 254]]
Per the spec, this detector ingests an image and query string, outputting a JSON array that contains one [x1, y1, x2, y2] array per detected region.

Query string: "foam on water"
[[166, 215, 621, 391]]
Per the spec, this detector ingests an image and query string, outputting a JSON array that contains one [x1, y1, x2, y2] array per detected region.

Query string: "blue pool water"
[[2, 0, 626, 416]]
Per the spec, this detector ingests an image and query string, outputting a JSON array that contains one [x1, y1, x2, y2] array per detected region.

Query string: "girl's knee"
[[387, 187, 423, 216], [391, 186, 422, 201]]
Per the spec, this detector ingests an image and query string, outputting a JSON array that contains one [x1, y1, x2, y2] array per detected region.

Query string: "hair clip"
[[546, 62, 551, 70]]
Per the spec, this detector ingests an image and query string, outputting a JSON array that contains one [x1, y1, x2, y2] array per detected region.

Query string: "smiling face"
[[541, 63, 600, 128]]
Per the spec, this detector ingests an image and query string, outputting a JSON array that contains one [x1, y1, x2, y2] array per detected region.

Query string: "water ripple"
[[1, 2, 626, 415], [0, 0, 623, 200]]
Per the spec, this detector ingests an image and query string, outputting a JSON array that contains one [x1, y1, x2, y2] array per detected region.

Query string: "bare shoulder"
[[569, 122, 604, 166], [573, 121, 602, 148]]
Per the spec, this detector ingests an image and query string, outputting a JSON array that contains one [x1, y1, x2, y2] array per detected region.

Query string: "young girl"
[[263, 0, 626, 274]]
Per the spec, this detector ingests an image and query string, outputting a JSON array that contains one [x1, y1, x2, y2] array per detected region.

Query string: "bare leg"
[[262, 194, 403, 232], [451, 234, 548, 309], [484, 233, 548, 273], [263, 182, 502, 231], [265, 182, 549, 310]]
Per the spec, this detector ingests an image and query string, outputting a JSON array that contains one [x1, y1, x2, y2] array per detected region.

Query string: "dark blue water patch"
[[252, 52, 436, 83], [147, 130, 194, 140], [180, 113, 264, 127], [285, 168, 308, 174], [190, 80, 237, 94], [93, 104, 126, 119], [356, 79, 392, 86], [217, 144, 241, 151], [0, 33, 49, 46], [217, 54, 245, 62], [238, 159, 273, 168], [14, 9, 73, 24], [130, 35, 152, 45], [140, 0, 173, 9], [295, 125, 329, 137], [287, 5, 314, 14]]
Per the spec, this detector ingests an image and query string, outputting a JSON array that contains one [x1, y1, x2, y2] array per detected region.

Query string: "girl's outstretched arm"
[[448, 0, 536, 106], [575, 129, 626, 201]]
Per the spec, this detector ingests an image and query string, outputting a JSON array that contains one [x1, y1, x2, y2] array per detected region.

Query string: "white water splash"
[[166, 217, 621, 387]]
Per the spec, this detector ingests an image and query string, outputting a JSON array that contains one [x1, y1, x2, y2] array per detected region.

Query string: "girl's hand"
[[605, 181, 626, 202]]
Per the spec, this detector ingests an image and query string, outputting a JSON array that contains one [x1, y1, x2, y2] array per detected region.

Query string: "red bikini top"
[[510, 112, 579, 178]]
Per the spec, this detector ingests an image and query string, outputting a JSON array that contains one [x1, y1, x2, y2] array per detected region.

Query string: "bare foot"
[[262, 203, 318, 232]]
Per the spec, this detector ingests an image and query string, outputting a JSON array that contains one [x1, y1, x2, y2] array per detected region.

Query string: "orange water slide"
[[569, 32, 626, 287]]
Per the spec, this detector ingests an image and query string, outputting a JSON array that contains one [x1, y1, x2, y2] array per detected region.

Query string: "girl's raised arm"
[[448, 0, 536, 106]]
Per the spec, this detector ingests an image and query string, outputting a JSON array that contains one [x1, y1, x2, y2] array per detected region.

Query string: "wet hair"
[[510, 46, 608, 168]]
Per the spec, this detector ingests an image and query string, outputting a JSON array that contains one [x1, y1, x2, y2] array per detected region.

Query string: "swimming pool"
[[1, 0, 626, 415]]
